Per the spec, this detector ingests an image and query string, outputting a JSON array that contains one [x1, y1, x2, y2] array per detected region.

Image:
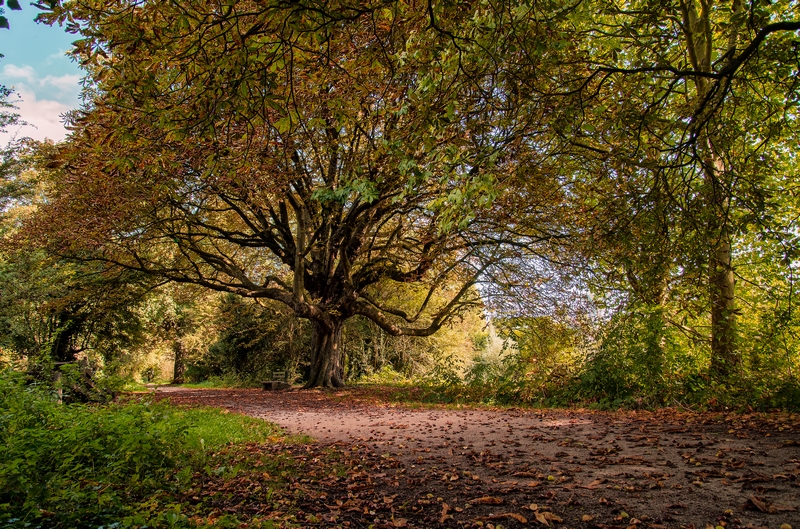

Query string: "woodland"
[[1, 0, 800, 527]]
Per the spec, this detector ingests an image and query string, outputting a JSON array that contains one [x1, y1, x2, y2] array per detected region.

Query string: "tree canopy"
[[8, 0, 800, 396], [28, 0, 562, 387]]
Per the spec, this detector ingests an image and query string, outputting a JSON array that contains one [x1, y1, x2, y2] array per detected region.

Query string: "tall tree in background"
[[29, 0, 558, 387], [1, 142, 158, 368], [499, 0, 800, 377]]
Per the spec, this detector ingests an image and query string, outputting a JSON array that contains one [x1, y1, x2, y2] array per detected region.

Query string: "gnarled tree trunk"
[[305, 320, 345, 388]]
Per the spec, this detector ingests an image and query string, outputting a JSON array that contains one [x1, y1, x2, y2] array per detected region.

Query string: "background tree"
[[200, 294, 312, 384], [2, 133, 163, 371], [484, 0, 800, 380]]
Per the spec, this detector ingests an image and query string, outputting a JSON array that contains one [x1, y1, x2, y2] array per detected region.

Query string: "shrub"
[[0, 370, 280, 528]]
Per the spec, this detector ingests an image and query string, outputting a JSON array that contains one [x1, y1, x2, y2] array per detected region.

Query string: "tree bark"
[[172, 341, 186, 384], [709, 221, 737, 377], [704, 143, 738, 378], [680, 0, 743, 379], [305, 320, 345, 388]]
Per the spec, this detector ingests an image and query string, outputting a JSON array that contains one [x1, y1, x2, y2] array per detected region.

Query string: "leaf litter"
[[155, 386, 800, 528]]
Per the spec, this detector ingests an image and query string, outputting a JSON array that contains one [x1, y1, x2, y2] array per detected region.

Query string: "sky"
[[0, 6, 82, 144]]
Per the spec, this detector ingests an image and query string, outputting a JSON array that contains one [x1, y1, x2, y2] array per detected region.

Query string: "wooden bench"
[[261, 370, 290, 391]]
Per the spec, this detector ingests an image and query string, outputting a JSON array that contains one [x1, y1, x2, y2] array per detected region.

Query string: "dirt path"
[[155, 386, 800, 528]]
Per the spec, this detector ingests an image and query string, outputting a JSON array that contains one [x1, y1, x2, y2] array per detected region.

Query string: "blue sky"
[[0, 6, 82, 143]]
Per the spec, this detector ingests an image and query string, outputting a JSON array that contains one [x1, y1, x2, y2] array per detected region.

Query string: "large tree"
[[29, 0, 557, 387], [493, 0, 800, 377]]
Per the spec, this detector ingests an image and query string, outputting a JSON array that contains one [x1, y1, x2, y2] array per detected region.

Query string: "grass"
[[0, 371, 306, 529]]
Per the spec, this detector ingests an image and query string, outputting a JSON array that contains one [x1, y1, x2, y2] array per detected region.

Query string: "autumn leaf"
[[481, 513, 529, 524], [747, 495, 798, 514], [471, 496, 505, 505], [581, 478, 605, 489], [440, 502, 451, 523], [533, 510, 563, 526], [506, 513, 528, 523]]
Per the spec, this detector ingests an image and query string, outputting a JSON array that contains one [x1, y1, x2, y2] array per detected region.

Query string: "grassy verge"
[[350, 377, 800, 412], [0, 372, 306, 529]]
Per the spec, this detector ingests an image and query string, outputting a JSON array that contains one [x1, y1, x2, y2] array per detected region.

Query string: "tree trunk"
[[172, 341, 186, 384], [709, 224, 737, 377], [51, 312, 84, 362], [705, 144, 738, 379], [680, 0, 742, 379], [305, 320, 345, 388]]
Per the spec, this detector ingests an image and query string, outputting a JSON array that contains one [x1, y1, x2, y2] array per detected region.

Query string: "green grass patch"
[[0, 371, 301, 529], [178, 376, 255, 389]]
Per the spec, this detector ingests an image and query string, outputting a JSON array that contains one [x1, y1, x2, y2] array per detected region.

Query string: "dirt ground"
[[154, 386, 800, 529]]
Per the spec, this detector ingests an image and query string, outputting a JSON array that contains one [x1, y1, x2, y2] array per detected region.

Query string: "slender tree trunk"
[[305, 320, 345, 388], [681, 0, 742, 379], [172, 341, 186, 384], [709, 219, 737, 377], [704, 144, 738, 378]]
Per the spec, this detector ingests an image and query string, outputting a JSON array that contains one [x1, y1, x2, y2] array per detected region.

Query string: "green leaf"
[[274, 116, 292, 134], [0, 17, 9, 30], [7, 0, 22, 10]]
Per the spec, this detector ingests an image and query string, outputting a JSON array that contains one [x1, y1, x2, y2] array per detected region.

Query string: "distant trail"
[[155, 386, 800, 527]]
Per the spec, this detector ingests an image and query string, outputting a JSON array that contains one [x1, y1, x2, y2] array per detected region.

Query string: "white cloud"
[[3, 63, 81, 103], [47, 50, 71, 62], [41, 73, 82, 92], [3, 64, 38, 84], [1, 63, 80, 143], [0, 88, 71, 143]]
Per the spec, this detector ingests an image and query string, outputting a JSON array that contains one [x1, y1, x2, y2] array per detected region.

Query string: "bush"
[[0, 370, 280, 528]]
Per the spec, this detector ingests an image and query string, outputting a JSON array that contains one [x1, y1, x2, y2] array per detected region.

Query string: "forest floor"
[[153, 386, 800, 529]]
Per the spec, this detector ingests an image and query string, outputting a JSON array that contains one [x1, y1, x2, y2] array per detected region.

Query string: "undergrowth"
[[0, 371, 294, 529], [356, 362, 800, 412]]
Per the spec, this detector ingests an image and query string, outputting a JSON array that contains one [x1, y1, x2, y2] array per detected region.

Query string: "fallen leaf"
[[393, 518, 408, 528], [485, 512, 529, 523], [472, 496, 505, 505], [745, 495, 795, 513], [748, 495, 770, 512], [533, 511, 563, 526], [582, 515, 595, 522], [581, 478, 605, 489], [440, 503, 451, 523], [507, 513, 528, 523]]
